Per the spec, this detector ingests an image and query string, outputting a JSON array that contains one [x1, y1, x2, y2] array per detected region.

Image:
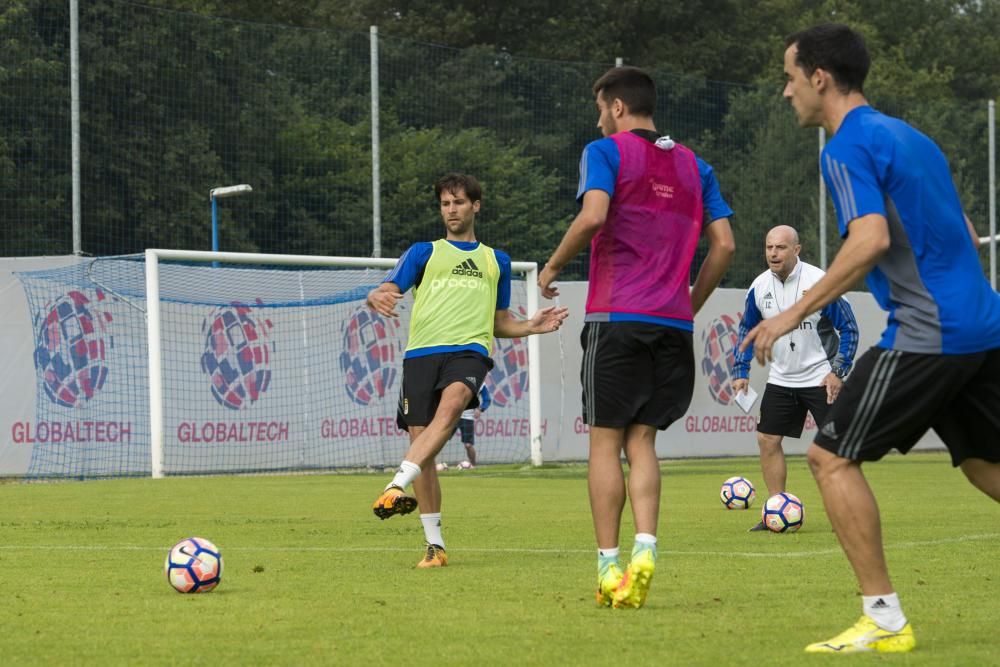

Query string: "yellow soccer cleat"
[[416, 543, 448, 569], [595, 563, 623, 607], [805, 616, 916, 654], [612, 549, 655, 609], [371, 485, 418, 520]]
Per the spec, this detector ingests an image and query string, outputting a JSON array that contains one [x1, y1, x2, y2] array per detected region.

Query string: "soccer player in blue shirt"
[[741, 23, 1000, 654]]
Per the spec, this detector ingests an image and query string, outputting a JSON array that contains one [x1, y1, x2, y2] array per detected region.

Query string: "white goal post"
[[144, 248, 543, 478]]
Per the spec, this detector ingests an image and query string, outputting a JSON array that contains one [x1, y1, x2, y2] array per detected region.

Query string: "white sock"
[[863, 593, 907, 632], [633, 533, 657, 559], [420, 513, 444, 549], [598, 547, 619, 577], [386, 460, 421, 491]]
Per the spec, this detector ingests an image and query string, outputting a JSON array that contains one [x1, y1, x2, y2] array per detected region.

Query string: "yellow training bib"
[[406, 240, 500, 354]]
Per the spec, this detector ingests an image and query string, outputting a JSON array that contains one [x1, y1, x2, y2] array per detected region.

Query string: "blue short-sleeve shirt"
[[822, 106, 1000, 353]]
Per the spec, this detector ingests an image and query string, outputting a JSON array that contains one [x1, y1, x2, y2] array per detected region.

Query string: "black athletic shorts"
[[454, 418, 475, 444], [580, 321, 694, 430], [758, 384, 831, 439], [814, 346, 1000, 465], [396, 352, 493, 431]]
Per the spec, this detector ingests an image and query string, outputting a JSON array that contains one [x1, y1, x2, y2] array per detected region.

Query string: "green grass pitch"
[[0, 452, 996, 665]]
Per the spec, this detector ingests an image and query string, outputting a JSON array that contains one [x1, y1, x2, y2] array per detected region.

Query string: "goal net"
[[16, 250, 541, 478]]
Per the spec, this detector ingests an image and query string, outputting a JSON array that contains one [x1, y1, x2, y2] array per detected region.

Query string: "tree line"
[[2, 0, 997, 285]]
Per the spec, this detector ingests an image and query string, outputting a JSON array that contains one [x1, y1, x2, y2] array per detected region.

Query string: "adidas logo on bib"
[[451, 259, 483, 278]]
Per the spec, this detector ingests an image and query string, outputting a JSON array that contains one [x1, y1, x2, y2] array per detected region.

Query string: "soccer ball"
[[165, 537, 223, 593], [720, 476, 756, 509], [456, 461, 474, 470], [435, 462, 449, 472], [762, 492, 805, 533]]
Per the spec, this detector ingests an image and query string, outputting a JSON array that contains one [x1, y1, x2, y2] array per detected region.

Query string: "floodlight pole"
[[989, 99, 996, 289], [209, 184, 252, 252], [70, 0, 81, 255], [370, 26, 382, 258]]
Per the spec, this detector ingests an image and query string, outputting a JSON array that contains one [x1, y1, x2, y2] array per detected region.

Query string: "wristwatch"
[[833, 366, 849, 379]]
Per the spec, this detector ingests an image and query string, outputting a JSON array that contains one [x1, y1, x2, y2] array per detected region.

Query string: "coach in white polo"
[[732, 225, 859, 531]]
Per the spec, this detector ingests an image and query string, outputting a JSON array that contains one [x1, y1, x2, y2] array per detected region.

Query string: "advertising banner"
[[0, 257, 944, 475]]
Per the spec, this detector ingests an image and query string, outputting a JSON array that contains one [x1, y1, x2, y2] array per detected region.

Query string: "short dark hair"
[[592, 66, 656, 117], [434, 172, 482, 203], [785, 24, 870, 94]]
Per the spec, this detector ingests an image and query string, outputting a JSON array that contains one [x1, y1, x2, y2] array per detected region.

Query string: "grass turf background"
[[1, 452, 995, 665]]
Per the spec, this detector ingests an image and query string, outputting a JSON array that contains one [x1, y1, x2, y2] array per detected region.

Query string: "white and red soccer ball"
[[165, 537, 223, 593], [762, 492, 805, 533], [720, 476, 756, 509]]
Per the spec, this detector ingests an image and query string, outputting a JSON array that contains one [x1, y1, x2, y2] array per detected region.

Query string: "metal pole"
[[211, 196, 219, 252], [819, 127, 827, 269], [147, 248, 399, 268], [70, 0, 81, 255], [526, 264, 543, 466], [370, 26, 382, 258], [989, 99, 996, 289], [209, 184, 252, 253], [145, 250, 165, 478]]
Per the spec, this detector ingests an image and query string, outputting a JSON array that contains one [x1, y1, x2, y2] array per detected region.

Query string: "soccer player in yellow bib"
[[367, 172, 568, 568]]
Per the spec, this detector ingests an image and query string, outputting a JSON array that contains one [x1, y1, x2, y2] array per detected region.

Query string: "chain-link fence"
[[2, 0, 996, 286]]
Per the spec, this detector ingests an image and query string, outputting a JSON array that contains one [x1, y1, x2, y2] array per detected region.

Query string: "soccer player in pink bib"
[[539, 66, 735, 609]]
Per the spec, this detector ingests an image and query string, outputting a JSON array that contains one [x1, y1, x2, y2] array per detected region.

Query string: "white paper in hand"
[[734, 386, 758, 414]]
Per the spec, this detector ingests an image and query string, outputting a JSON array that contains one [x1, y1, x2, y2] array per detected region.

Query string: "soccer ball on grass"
[[720, 476, 756, 509], [165, 537, 223, 593], [762, 492, 804, 533]]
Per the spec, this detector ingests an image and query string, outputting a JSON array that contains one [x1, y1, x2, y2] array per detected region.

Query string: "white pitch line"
[[0, 533, 996, 559]]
